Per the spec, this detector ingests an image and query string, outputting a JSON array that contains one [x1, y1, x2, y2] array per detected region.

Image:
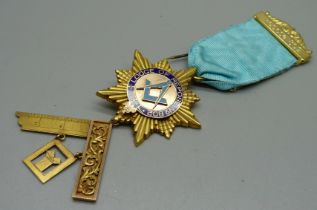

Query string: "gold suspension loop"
[[166, 53, 188, 60], [56, 133, 66, 141]]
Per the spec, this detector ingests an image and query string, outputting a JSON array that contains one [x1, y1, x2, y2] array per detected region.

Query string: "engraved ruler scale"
[[16, 11, 311, 203]]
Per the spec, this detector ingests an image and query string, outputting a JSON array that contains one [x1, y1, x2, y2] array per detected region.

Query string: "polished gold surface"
[[23, 137, 77, 183], [97, 50, 201, 146], [16, 112, 90, 138], [255, 11, 312, 64], [72, 121, 112, 202]]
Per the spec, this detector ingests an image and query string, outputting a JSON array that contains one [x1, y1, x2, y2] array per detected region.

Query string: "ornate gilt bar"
[[72, 120, 112, 201], [255, 11, 312, 64]]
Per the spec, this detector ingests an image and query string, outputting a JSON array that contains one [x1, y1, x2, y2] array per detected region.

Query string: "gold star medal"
[[16, 11, 311, 202], [97, 50, 201, 146]]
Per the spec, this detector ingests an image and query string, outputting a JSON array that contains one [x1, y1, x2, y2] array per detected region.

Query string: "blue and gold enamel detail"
[[127, 68, 183, 119]]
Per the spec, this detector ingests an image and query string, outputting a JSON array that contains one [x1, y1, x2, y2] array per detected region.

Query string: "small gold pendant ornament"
[[97, 50, 201, 146], [23, 134, 77, 183]]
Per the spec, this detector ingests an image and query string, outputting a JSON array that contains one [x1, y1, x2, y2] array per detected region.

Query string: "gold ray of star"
[[97, 50, 201, 146]]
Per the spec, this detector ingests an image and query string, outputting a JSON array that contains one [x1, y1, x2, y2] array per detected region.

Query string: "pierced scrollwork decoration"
[[73, 121, 112, 201]]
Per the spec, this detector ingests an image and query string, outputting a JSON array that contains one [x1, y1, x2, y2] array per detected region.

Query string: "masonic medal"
[[96, 50, 201, 146], [16, 50, 200, 202], [16, 11, 311, 202]]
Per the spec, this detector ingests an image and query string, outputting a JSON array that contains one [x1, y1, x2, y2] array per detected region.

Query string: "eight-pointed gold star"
[[97, 50, 201, 146]]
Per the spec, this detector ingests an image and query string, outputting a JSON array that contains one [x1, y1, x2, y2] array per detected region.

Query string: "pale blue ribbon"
[[188, 19, 297, 91]]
